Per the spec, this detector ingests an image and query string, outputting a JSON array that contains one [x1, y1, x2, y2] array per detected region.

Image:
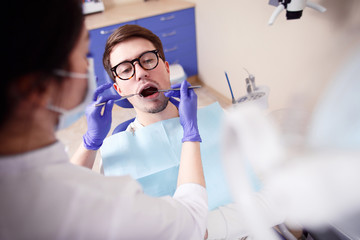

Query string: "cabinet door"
[[164, 40, 198, 77], [136, 8, 195, 32], [153, 24, 196, 46], [136, 8, 197, 77], [89, 21, 135, 104]]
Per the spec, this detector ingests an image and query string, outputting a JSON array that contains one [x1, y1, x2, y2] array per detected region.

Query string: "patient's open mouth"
[[140, 86, 158, 97]]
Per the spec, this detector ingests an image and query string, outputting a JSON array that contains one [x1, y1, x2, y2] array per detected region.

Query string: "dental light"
[[268, 0, 326, 25]]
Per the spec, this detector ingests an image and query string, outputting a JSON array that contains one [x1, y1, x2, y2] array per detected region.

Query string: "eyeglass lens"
[[115, 51, 158, 80]]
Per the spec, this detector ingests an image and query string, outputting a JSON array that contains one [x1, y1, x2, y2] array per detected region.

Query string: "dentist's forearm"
[[177, 141, 206, 188], [70, 143, 97, 169]]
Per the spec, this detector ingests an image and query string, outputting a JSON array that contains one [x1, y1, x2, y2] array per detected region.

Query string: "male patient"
[[72, 25, 280, 239]]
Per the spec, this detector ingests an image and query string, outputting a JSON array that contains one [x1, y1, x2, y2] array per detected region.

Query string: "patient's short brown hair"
[[103, 24, 165, 81]]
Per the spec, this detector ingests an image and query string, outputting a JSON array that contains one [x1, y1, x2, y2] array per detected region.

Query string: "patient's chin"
[[145, 98, 169, 114]]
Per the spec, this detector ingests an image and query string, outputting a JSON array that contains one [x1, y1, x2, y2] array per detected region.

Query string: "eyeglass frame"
[[111, 49, 161, 80]]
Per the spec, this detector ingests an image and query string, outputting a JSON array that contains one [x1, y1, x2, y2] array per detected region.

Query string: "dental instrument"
[[95, 85, 201, 107], [244, 68, 257, 93], [225, 71, 237, 104], [157, 85, 201, 92], [237, 70, 269, 109], [95, 93, 139, 107]]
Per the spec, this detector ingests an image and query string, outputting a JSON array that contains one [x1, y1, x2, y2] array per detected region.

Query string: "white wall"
[[183, 0, 360, 112], [102, 0, 360, 111], [104, 0, 142, 7]]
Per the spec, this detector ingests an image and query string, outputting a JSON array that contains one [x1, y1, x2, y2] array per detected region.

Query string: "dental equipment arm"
[[268, 0, 326, 25], [306, 2, 327, 12], [268, 4, 285, 26]]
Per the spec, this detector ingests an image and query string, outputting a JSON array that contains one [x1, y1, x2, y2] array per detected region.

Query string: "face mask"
[[47, 60, 96, 130]]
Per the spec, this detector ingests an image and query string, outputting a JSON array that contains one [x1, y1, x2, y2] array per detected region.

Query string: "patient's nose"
[[133, 61, 149, 81]]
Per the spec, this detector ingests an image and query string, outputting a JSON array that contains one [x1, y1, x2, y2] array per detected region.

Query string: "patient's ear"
[[113, 83, 122, 95], [165, 61, 170, 74]]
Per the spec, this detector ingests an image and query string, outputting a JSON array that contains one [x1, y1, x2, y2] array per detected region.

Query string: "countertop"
[[85, 0, 195, 30]]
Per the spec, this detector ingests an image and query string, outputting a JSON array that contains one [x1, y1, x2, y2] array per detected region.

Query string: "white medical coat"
[[0, 141, 207, 240], [123, 114, 284, 240]]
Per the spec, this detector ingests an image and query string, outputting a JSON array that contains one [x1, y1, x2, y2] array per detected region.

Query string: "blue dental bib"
[[100, 102, 232, 210]]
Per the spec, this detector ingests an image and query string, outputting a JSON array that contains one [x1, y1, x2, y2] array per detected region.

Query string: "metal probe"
[[95, 85, 201, 107]]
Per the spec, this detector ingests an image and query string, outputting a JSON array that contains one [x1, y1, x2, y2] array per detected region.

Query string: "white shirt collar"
[[126, 117, 144, 133]]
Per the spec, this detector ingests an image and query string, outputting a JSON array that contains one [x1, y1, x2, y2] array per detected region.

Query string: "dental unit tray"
[[237, 92, 266, 103], [225, 69, 267, 105]]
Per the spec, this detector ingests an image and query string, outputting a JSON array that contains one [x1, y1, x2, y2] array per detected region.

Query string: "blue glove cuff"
[[182, 125, 202, 142], [182, 134, 202, 143], [83, 133, 103, 150]]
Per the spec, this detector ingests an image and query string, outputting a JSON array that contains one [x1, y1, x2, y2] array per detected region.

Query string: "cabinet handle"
[[165, 46, 178, 53], [100, 29, 117, 35], [162, 31, 177, 38], [160, 15, 175, 21]]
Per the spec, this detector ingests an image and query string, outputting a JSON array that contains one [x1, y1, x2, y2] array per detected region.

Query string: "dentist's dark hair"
[[0, 0, 84, 127]]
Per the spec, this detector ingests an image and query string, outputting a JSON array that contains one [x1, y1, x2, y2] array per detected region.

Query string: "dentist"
[[0, 0, 207, 239]]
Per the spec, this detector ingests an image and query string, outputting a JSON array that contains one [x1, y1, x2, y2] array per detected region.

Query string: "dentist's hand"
[[83, 83, 119, 150], [165, 80, 202, 142]]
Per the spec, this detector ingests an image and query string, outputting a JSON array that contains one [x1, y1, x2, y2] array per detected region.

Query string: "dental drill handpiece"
[[246, 77, 253, 94], [244, 68, 257, 93], [237, 69, 265, 104]]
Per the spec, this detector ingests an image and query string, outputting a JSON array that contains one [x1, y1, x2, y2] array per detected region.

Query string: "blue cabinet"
[[88, 7, 197, 106], [137, 8, 197, 77], [136, 8, 194, 31]]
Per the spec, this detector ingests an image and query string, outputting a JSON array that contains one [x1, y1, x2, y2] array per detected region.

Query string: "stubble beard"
[[144, 97, 169, 114]]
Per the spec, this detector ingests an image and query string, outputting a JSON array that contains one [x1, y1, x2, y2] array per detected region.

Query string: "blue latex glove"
[[83, 83, 120, 150], [168, 97, 180, 108], [164, 80, 201, 142]]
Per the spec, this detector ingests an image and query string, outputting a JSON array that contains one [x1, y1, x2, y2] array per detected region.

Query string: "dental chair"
[[112, 117, 135, 135]]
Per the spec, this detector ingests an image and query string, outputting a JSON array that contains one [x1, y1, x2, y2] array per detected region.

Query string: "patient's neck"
[[136, 101, 179, 127]]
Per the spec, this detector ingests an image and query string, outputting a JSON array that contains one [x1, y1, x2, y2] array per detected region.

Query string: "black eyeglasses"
[[111, 50, 160, 80]]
